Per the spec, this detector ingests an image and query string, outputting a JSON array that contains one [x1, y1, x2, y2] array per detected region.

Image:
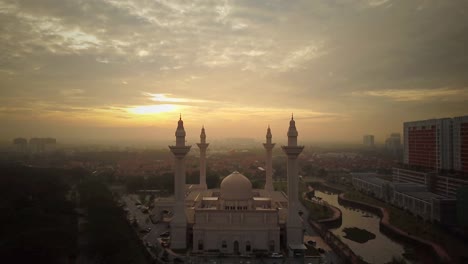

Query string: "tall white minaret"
[[169, 114, 191, 249], [197, 126, 209, 190], [263, 126, 275, 192], [281, 114, 304, 248]]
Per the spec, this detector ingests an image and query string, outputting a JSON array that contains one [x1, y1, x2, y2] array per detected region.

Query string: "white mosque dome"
[[220, 171, 253, 200]]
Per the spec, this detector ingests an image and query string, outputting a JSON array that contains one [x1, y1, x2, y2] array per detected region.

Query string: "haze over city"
[[1, 0, 468, 143]]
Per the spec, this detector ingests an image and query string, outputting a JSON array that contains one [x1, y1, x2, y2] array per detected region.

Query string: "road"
[[298, 202, 342, 264], [122, 195, 170, 261]]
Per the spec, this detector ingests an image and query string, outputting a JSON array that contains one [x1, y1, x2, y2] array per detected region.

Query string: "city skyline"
[[1, 0, 468, 142]]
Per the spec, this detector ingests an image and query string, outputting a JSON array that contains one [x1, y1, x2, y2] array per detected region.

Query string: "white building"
[[155, 116, 305, 255], [363, 135, 375, 147], [192, 171, 282, 254], [352, 173, 456, 223]]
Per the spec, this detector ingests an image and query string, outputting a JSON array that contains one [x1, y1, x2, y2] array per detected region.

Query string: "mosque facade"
[[155, 115, 305, 255]]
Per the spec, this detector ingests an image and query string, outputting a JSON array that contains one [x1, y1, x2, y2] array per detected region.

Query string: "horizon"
[[1, 1, 468, 143]]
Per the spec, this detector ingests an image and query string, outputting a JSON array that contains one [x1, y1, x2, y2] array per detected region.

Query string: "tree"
[[206, 169, 221, 189]]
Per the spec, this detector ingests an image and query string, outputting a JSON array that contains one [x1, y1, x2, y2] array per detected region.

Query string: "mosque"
[[154, 115, 305, 255]]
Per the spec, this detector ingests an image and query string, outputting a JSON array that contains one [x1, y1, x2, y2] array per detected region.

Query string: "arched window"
[[245, 241, 251, 252], [198, 240, 204, 250], [233, 241, 239, 254], [269, 240, 275, 252], [222, 240, 227, 249]]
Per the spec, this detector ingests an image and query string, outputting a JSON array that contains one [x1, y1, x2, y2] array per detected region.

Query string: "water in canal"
[[315, 190, 412, 264]]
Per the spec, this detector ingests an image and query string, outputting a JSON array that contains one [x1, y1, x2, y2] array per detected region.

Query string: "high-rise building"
[[385, 133, 401, 152], [363, 135, 374, 147], [13, 137, 28, 152], [453, 116, 468, 173], [29, 137, 57, 153], [403, 118, 452, 171], [394, 116, 468, 198]]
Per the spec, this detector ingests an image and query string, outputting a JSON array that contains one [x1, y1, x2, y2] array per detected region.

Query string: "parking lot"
[[122, 195, 170, 261]]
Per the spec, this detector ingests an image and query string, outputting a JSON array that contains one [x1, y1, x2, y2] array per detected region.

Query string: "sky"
[[1, 0, 468, 144]]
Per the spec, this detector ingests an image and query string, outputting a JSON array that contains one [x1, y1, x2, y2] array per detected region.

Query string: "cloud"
[[60, 88, 84, 97], [143, 93, 210, 104], [367, 0, 391, 7], [355, 87, 468, 101], [1, 0, 468, 141]]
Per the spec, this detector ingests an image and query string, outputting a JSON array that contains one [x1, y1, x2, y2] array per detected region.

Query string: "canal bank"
[[337, 193, 451, 263], [312, 190, 412, 264]]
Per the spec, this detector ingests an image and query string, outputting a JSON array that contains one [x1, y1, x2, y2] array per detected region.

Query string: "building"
[[352, 173, 456, 224], [394, 116, 468, 198], [392, 168, 431, 186], [363, 135, 374, 147], [456, 187, 468, 228], [392, 167, 468, 198], [12, 137, 28, 153], [351, 173, 389, 200], [385, 133, 401, 153], [403, 118, 452, 171], [403, 115, 468, 173], [154, 116, 305, 255], [192, 171, 282, 254], [29, 137, 57, 153], [453, 116, 468, 174]]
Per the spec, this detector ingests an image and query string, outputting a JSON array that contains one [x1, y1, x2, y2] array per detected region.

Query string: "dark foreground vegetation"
[[0, 164, 151, 264], [78, 179, 150, 264], [0, 165, 81, 263]]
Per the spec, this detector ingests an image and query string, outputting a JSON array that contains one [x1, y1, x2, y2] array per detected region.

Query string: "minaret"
[[281, 114, 304, 249], [169, 115, 191, 249], [197, 126, 209, 190], [263, 126, 275, 192]]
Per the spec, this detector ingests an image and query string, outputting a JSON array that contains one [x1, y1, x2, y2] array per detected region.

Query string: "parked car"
[[270, 252, 283, 258], [307, 240, 316, 246], [317, 247, 325, 254], [160, 231, 170, 237], [139, 228, 150, 234]]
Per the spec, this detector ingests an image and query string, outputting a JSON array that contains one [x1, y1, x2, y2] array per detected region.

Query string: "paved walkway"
[[298, 201, 342, 264]]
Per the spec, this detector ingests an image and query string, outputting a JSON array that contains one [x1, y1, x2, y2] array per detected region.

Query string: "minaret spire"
[[169, 115, 191, 249], [197, 126, 209, 190], [281, 115, 304, 252], [263, 125, 275, 192]]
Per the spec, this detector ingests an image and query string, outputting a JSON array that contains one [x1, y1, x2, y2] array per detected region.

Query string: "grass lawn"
[[301, 198, 334, 221]]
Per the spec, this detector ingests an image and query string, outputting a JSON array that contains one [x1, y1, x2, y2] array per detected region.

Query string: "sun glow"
[[128, 104, 179, 115]]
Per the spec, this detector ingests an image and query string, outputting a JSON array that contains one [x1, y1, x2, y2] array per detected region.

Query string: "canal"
[[314, 190, 413, 264]]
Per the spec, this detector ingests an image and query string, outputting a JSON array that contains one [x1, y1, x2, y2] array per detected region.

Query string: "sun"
[[128, 104, 179, 115]]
